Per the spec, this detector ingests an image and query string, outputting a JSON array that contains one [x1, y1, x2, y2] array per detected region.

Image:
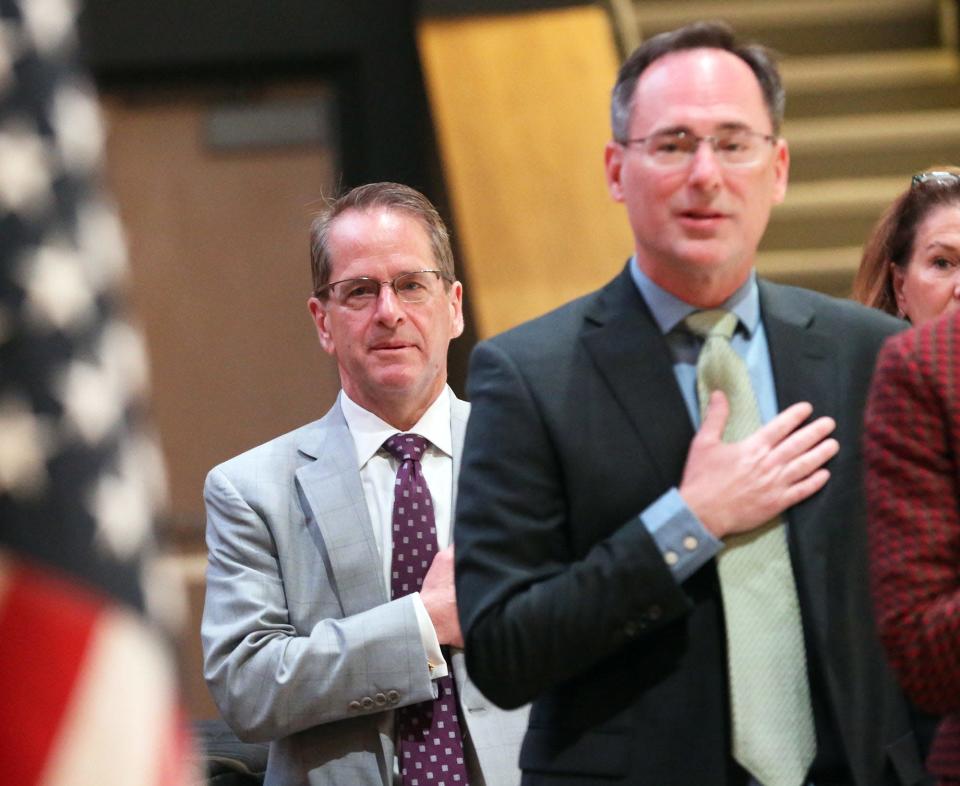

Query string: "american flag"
[[0, 0, 195, 782]]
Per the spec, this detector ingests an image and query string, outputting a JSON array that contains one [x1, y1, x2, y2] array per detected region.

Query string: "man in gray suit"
[[202, 182, 527, 786]]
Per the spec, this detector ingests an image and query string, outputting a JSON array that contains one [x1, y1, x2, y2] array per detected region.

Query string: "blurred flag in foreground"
[[0, 0, 195, 782]]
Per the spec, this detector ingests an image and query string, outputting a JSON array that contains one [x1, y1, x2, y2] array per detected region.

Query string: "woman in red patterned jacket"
[[865, 307, 960, 786]]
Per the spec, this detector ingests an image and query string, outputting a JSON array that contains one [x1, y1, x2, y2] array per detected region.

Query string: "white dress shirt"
[[339, 386, 453, 679]]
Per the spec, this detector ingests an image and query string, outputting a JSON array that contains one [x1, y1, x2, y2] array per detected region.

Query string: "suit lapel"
[[759, 280, 833, 417], [759, 280, 835, 637], [295, 401, 388, 617], [580, 266, 695, 488]]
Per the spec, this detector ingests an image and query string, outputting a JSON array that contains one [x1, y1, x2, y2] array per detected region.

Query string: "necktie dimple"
[[383, 433, 470, 786], [685, 309, 816, 786]]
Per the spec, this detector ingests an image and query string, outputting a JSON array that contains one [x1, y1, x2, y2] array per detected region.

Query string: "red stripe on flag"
[[0, 562, 105, 786], [155, 707, 196, 786]]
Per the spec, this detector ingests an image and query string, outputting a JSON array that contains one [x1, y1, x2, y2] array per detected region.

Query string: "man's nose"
[[374, 283, 405, 323], [687, 139, 723, 190]]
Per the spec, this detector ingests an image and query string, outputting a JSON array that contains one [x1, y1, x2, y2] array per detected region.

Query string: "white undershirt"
[[339, 386, 453, 678]]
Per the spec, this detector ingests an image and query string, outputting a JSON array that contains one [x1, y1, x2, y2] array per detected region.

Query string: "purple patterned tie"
[[383, 433, 470, 786]]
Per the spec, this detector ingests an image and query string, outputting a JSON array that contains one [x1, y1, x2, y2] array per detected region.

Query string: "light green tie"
[[685, 309, 816, 786]]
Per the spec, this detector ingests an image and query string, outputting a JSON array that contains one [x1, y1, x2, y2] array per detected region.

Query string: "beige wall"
[[103, 85, 341, 717], [103, 88, 342, 534]]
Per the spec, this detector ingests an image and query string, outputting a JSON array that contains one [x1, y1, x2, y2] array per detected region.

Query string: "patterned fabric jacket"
[[865, 310, 960, 784]]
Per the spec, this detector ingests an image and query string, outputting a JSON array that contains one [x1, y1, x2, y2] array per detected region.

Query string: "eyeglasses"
[[618, 128, 777, 169], [315, 269, 452, 310], [911, 171, 960, 188]]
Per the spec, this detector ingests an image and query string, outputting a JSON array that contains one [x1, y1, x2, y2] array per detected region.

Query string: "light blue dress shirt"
[[630, 258, 780, 582]]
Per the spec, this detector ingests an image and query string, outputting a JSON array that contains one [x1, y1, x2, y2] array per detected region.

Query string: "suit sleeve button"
[[624, 621, 640, 638], [647, 605, 662, 621], [348, 700, 362, 711], [387, 690, 401, 703], [374, 693, 387, 706], [361, 696, 375, 709]]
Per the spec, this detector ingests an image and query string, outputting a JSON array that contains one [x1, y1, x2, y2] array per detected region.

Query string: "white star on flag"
[[51, 82, 104, 173], [88, 437, 157, 560], [20, 0, 76, 53], [98, 320, 152, 400], [20, 241, 97, 330], [76, 199, 129, 289], [57, 357, 125, 445], [0, 122, 53, 214], [0, 395, 54, 497]]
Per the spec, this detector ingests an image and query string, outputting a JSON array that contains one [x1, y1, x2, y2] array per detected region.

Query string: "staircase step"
[[782, 48, 960, 91], [762, 176, 906, 250], [778, 176, 907, 215], [787, 82, 960, 118], [633, 0, 941, 56], [782, 48, 960, 117], [784, 108, 960, 181], [633, 0, 938, 30], [757, 245, 862, 297]]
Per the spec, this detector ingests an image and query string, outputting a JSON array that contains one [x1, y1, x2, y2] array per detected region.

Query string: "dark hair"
[[611, 20, 785, 141], [310, 182, 455, 296], [852, 166, 960, 315]]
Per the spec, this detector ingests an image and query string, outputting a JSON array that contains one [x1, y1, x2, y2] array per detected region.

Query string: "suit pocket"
[[519, 726, 629, 777]]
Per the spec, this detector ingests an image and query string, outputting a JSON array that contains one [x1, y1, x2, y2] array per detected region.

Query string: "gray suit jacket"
[[202, 394, 528, 786]]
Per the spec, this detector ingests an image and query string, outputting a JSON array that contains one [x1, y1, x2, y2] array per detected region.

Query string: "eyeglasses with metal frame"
[[617, 128, 778, 169], [315, 269, 453, 310]]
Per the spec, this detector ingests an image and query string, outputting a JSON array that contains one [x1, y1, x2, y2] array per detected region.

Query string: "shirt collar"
[[339, 385, 453, 469], [629, 256, 760, 337]]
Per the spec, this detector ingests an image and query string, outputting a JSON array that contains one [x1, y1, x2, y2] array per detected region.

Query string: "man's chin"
[[369, 368, 423, 396], [674, 238, 738, 266], [676, 244, 754, 278]]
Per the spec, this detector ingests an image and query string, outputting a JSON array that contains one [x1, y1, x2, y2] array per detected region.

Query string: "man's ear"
[[771, 138, 790, 205], [449, 281, 464, 339], [604, 141, 626, 203], [308, 296, 336, 356]]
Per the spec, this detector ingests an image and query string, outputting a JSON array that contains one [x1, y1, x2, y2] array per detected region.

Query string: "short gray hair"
[[611, 20, 785, 142], [310, 182, 455, 296]]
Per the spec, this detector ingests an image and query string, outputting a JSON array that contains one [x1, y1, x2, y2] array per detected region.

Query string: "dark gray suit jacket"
[[454, 265, 925, 785]]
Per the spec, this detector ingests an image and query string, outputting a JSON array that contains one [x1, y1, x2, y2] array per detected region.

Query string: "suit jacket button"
[[374, 692, 387, 706], [361, 696, 375, 709], [348, 700, 362, 711], [624, 621, 640, 638], [387, 690, 401, 703]]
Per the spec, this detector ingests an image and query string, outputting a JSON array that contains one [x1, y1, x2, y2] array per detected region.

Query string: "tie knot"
[[383, 433, 430, 463], [685, 309, 738, 341]]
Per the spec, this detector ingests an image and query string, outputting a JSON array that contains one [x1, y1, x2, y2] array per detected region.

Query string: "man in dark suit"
[[454, 21, 928, 786], [866, 308, 960, 785]]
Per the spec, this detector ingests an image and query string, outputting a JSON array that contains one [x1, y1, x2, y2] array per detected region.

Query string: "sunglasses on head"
[[911, 171, 960, 188]]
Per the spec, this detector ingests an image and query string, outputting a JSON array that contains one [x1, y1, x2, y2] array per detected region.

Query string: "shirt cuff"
[[412, 592, 448, 679], [641, 488, 721, 582]]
